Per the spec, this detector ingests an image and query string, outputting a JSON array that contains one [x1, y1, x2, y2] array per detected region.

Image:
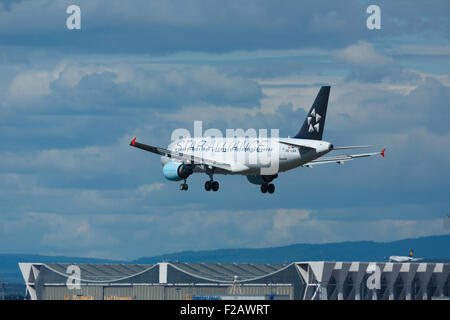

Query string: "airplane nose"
[[329, 144, 334, 150]]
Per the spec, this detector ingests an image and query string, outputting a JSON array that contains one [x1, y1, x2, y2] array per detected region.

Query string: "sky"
[[0, 0, 449, 260]]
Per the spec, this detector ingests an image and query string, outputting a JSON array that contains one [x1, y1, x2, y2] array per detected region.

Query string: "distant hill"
[[132, 234, 450, 264], [2, 234, 449, 285]]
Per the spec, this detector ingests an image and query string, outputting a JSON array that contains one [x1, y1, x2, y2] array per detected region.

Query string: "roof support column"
[[398, 263, 418, 300], [348, 262, 367, 300], [416, 263, 434, 300], [382, 263, 401, 300], [432, 264, 447, 298], [333, 262, 350, 300], [308, 262, 335, 300]]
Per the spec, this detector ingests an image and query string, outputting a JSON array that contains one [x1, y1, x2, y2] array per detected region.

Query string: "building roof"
[[45, 263, 155, 282], [24, 262, 288, 283], [170, 262, 287, 282]]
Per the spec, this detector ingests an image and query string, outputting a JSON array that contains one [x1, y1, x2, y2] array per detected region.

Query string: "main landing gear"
[[260, 183, 275, 194], [204, 166, 219, 192], [204, 180, 219, 192]]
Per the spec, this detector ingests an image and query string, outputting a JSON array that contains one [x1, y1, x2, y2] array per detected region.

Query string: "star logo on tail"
[[307, 108, 321, 133]]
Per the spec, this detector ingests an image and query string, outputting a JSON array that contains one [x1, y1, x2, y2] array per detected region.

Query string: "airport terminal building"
[[19, 261, 449, 300]]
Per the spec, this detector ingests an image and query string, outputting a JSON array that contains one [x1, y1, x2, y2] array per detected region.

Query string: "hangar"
[[19, 261, 449, 300]]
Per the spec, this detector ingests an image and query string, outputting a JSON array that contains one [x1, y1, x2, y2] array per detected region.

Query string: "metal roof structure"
[[44, 263, 155, 282], [170, 262, 286, 282], [33, 262, 287, 283]]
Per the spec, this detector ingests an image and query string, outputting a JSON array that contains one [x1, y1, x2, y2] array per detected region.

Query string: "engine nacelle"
[[162, 162, 193, 181], [246, 174, 278, 185]]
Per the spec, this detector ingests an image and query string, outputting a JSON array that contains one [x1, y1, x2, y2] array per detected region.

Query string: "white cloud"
[[138, 183, 164, 194], [7, 61, 126, 103], [270, 209, 311, 241], [8, 63, 64, 101], [334, 41, 394, 67], [333, 41, 421, 83]]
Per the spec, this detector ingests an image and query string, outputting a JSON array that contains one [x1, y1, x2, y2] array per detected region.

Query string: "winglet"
[[130, 137, 136, 146], [381, 148, 386, 157]]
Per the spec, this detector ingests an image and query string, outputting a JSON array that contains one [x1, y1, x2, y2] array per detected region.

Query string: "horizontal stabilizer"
[[303, 148, 385, 167], [278, 138, 330, 151]]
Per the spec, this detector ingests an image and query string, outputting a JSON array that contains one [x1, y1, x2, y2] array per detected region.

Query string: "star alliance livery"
[[130, 86, 385, 193]]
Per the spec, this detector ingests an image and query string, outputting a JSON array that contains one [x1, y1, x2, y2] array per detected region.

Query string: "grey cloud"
[[377, 0, 450, 38], [329, 77, 450, 135], [0, 0, 369, 53], [8, 63, 262, 113], [1, 0, 448, 56], [0, 207, 446, 259]]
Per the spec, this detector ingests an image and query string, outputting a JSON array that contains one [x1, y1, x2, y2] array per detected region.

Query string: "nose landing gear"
[[180, 179, 189, 191]]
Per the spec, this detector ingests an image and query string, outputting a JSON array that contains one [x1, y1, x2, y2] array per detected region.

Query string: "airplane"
[[130, 86, 385, 193], [389, 250, 422, 263]]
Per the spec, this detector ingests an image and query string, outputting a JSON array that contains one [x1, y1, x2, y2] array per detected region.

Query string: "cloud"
[[333, 41, 420, 82], [269, 209, 311, 242], [7, 62, 262, 113], [0, 0, 369, 54], [377, 0, 450, 38], [335, 41, 394, 67], [0, 207, 447, 260], [9, 67, 60, 101], [1, 0, 448, 57]]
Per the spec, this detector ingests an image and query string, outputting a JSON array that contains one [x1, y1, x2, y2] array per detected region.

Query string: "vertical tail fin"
[[294, 86, 330, 140]]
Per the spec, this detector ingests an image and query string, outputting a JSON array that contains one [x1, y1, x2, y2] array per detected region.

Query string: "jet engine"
[[162, 162, 193, 181]]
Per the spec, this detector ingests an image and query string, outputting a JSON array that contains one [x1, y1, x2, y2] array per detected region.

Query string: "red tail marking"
[[130, 137, 136, 146], [381, 148, 386, 157]]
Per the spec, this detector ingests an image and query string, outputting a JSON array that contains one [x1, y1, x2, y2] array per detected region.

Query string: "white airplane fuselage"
[[388, 256, 420, 263], [161, 137, 333, 175]]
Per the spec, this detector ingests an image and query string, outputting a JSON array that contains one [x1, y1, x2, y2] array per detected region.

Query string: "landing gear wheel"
[[267, 183, 275, 194], [180, 183, 188, 191], [260, 184, 267, 193], [211, 181, 219, 192], [205, 181, 212, 191]]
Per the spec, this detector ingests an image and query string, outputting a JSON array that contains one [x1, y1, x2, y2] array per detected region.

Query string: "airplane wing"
[[331, 145, 373, 150], [303, 148, 385, 167], [129, 138, 233, 171]]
